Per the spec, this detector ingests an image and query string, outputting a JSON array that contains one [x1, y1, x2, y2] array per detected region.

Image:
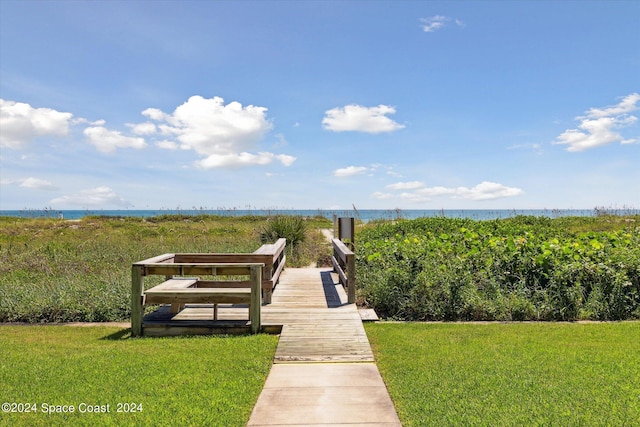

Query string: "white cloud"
[[322, 104, 404, 133], [554, 93, 640, 151], [139, 95, 294, 168], [417, 186, 458, 197], [333, 166, 369, 177], [83, 126, 148, 153], [141, 108, 168, 122], [50, 186, 132, 207], [383, 181, 523, 202], [0, 99, 73, 149], [144, 96, 271, 154], [74, 118, 105, 126], [196, 152, 296, 169], [450, 181, 524, 201], [387, 181, 424, 190], [127, 122, 157, 135], [19, 177, 58, 191], [420, 15, 448, 33], [585, 93, 640, 118], [155, 140, 179, 150], [420, 15, 465, 33]]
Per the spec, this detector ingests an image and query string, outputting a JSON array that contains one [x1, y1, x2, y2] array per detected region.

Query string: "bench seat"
[[145, 278, 197, 313], [145, 287, 252, 304], [146, 278, 198, 291], [144, 280, 252, 320]]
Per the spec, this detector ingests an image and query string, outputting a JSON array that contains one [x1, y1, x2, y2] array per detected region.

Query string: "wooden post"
[[250, 265, 262, 334], [346, 253, 356, 304], [263, 263, 273, 304], [338, 217, 355, 250], [131, 265, 144, 337]]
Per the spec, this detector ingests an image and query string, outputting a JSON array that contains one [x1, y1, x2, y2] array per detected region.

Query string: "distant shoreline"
[[2, 207, 638, 222]]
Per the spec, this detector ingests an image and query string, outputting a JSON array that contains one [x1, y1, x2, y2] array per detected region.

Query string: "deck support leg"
[[250, 265, 262, 334], [264, 290, 273, 305], [131, 265, 144, 337]]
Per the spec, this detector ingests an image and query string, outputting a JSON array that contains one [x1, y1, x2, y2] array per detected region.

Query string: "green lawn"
[[0, 326, 278, 426], [366, 322, 640, 426]]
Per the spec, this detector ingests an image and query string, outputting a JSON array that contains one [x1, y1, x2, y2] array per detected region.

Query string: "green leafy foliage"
[[259, 215, 307, 247], [357, 216, 640, 320]]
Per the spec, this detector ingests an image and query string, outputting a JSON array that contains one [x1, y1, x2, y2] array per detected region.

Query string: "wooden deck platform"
[[141, 268, 374, 362]]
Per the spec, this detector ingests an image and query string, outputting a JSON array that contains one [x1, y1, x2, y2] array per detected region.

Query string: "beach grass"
[[366, 322, 640, 426], [0, 325, 278, 426], [0, 215, 332, 323]]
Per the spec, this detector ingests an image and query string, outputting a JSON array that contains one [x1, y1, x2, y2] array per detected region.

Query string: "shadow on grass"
[[100, 328, 132, 340]]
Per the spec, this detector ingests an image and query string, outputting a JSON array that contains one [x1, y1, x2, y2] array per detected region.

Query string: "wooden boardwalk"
[[141, 267, 374, 357], [248, 267, 399, 426], [143, 266, 400, 425], [263, 268, 374, 363]]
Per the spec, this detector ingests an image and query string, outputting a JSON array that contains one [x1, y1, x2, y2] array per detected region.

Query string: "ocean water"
[[1, 208, 632, 222]]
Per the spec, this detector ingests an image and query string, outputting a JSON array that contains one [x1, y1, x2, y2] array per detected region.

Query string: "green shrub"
[[259, 215, 307, 247], [357, 215, 640, 321]]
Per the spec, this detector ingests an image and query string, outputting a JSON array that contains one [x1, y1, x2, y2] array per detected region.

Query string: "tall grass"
[[0, 215, 331, 323]]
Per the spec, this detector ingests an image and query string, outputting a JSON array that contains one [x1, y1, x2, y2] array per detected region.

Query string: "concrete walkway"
[[248, 268, 401, 426]]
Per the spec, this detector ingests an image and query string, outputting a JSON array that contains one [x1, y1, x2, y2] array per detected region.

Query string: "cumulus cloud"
[[386, 181, 424, 190], [137, 95, 294, 168], [554, 93, 639, 151], [448, 181, 524, 201], [196, 152, 296, 169], [322, 104, 404, 133], [50, 186, 132, 207], [1, 177, 58, 190], [0, 99, 73, 149], [420, 15, 465, 33], [19, 177, 58, 191], [155, 140, 179, 150], [333, 166, 369, 177], [127, 122, 157, 135], [381, 181, 523, 203], [83, 126, 148, 153]]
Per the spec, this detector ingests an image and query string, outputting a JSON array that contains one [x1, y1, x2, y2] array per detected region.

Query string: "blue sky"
[[1, 0, 638, 210]]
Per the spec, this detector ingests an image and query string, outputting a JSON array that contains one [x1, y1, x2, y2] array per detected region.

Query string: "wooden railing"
[[331, 238, 356, 304], [252, 238, 287, 304], [131, 238, 286, 336]]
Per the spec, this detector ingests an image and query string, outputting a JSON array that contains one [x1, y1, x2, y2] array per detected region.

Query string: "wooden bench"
[[144, 278, 197, 314], [132, 261, 264, 336], [144, 280, 252, 320]]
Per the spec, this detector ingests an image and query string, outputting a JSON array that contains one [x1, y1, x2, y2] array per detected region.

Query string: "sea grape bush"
[[357, 216, 640, 321]]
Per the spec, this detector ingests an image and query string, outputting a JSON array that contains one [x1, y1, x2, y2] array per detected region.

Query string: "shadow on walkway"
[[320, 270, 347, 308]]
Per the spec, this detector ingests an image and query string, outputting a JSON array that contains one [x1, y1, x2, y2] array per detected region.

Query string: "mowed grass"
[[0, 326, 278, 426], [366, 322, 640, 426]]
